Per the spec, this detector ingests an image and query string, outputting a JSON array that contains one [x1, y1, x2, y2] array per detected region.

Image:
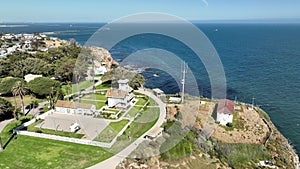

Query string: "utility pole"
[[181, 62, 187, 104], [252, 97, 255, 110]]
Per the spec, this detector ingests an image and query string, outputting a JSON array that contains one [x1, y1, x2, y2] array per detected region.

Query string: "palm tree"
[[66, 81, 72, 96], [49, 87, 62, 110], [11, 81, 28, 116]]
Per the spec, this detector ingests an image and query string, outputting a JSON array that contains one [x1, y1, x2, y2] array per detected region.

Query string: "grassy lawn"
[[108, 107, 160, 153], [127, 106, 141, 118], [102, 108, 119, 114], [81, 93, 107, 101], [93, 120, 129, 143], [80, 100, 106, 110], [62, 80, 93, 94], [135, 97, 148, 106], [1, 95, 44, 107], [26, 120, 84, 139], [0, 116, 33, 145], [148, 97, 158, 106], [95, 83, 111, 90], [0, 135, 113, 169]]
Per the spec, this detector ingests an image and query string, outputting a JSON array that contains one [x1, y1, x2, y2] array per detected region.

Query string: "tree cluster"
[[0, 45, 82, 82]]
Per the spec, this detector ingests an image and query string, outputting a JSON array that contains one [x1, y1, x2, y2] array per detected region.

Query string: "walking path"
[[27, 101, 49, 117], [87, 88, 166, 169], [0, 119, 13, 133]]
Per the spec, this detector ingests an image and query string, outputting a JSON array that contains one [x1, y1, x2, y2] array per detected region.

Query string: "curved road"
[[87, 88, 166, 169]]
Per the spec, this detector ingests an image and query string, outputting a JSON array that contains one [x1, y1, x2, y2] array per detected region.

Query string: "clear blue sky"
[[1, 0, 300, 22]]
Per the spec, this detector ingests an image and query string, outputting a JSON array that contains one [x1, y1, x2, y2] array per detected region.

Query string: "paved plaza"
[[36, 112, 110, 139]]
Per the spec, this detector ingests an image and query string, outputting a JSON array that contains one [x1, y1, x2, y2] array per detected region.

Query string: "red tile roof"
[[55, 100, 94, 109], [106, 89, 127, 99], [217, 99, 234, 115]]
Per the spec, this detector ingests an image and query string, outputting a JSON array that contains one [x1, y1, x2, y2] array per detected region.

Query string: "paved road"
[[0, 119, 13, 133], [87, 88, 166, 169]]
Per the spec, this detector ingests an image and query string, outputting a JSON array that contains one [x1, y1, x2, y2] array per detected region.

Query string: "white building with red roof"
[[106, 79, 134, 108], [216, 99, 235, 125], [55, 100, 96, 115]]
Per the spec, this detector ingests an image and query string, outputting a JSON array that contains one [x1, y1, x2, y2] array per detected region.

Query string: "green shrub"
[[215, 143, 271, 168], [226, 123, 233, 128]]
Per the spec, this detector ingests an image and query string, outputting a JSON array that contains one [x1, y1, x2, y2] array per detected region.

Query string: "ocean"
[[1, 22, 300, 154]]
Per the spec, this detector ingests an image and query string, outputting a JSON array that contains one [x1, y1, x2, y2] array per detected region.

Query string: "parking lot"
[[35, 112, 110, 140]]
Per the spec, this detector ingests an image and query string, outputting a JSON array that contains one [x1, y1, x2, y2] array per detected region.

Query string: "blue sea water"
[[1, 23, 300, 154]]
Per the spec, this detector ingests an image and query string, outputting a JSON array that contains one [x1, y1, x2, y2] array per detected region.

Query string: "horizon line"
[[1, 19, 300, 24]]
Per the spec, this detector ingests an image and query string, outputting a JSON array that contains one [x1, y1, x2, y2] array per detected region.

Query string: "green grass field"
[[80, 100, 106, 110], [95, 83, 111, 90], [93, 120, 129, 143], [102, 108, 119, 114], [108, 107, 160, 153], [0, 135, 113, 169], [81, 93, 107, 101], [135, 97, 148, 106], [127, 106, 140, 118], [2, 95, 44, 107], [62, 80, 93, 95]]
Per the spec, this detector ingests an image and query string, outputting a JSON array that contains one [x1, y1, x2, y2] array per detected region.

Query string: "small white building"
[[216, 99, 235, 125], [94, 65, 107, 75], [106, 79, 134, 108], [169, 97, 181, 103], [55, 100, 96, 115], [24, 74, 42, 82]]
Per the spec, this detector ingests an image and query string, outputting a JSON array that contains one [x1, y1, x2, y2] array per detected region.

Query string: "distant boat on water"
[[153, 74, 159, 77]]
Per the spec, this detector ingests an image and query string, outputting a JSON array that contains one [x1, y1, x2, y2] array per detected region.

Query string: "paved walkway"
[[27, 101, 49, 117], [87, 88, 166, 169], [0, 119, 13, 133]]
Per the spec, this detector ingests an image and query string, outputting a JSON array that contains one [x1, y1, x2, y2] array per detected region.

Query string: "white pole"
[[181, 62, 186, 104]]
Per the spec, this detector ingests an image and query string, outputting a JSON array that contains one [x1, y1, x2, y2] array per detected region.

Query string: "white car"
[[70, 123, 80, 133]]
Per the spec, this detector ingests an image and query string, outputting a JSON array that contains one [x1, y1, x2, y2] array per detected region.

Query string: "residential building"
[[216, 99, 235, 125], [55, 100, 96, 115], [106, 79, 134, 108]]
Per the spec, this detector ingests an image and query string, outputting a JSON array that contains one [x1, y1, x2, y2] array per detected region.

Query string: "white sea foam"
[[0, 24, 28, 28]]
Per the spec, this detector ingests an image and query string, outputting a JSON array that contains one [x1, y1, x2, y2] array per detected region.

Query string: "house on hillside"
[[216, 99, 235, 125], [55, 100, 96, 115], [106, 79, 134, 108]]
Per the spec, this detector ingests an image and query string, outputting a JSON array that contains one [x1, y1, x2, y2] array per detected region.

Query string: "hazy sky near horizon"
[[1, 0, 300, 22]]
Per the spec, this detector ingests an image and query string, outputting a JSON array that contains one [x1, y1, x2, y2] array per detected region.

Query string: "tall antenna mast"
[[252, 97, 255, 109], [181, 62, 187, 103]]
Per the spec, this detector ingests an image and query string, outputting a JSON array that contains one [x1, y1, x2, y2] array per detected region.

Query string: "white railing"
[[17, 130, 112, 148]]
